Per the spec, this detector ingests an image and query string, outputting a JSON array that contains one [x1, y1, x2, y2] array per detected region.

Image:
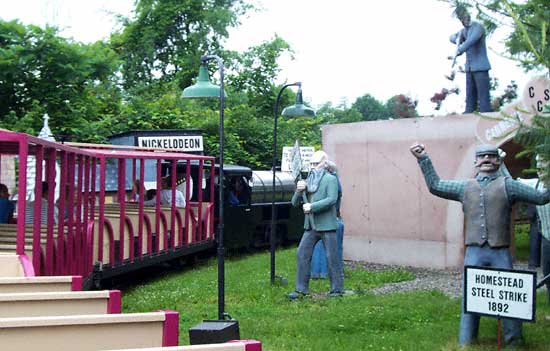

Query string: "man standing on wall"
[[287, 151, 344, 299], [410, 143, 550, 347], [450, 5, 492, 113]]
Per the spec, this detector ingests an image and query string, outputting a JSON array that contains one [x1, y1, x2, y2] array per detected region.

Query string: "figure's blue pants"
[[459, 245, 523, 346], [311, 219, 344, 279], [465, 71, 491, 113], [541, 236, 550, 303]]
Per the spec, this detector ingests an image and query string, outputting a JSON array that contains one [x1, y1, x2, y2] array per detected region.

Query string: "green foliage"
[[316, 102, 364, 124], [0, 19, 121, 142], [226, 35, 293, 116], [111, 0, 252, 92], [352, 94, 389, 121], [515, 110, 550, 185]]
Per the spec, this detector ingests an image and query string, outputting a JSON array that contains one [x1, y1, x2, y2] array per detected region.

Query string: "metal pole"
[[202, 55, 226, 320], [271, 82, 300, 284]]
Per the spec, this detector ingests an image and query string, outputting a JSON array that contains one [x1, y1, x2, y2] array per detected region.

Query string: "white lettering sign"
[[137, 135, 203, 152], [485, 114, 524, 141], [464, 266, 536, 321], [281, 146, 315, 172]]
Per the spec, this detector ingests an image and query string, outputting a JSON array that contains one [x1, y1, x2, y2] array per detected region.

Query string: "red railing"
[[0, 130, 216, 279]]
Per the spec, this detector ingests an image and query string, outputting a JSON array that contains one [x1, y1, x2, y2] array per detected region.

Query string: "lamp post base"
[[189, 320, 240, 345]]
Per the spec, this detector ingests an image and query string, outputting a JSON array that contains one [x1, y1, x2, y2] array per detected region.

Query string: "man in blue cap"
[[410, 142, 550, 347], [450, 5, 492, 113]]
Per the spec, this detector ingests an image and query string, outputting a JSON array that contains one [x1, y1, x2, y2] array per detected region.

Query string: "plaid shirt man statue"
[[410, 143, 550, 347]]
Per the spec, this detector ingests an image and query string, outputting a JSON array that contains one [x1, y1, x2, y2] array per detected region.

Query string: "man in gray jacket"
[[450, 6, 492, 113], [410, 143, 550, 347]]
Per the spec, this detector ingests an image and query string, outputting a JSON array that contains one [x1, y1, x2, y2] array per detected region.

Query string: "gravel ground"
[[346, 261, 544, 299]]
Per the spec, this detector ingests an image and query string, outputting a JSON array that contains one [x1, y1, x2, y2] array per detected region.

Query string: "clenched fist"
[[410, 143, 426, 159]]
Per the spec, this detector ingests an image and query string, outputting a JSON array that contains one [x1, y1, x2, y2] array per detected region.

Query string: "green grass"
[[121, 247, 550, 351]]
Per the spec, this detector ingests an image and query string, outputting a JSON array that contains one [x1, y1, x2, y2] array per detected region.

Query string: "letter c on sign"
[[529, 86, 535, 98]]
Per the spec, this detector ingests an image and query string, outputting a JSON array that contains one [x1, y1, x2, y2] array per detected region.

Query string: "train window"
[[226, 176, 250, 206]]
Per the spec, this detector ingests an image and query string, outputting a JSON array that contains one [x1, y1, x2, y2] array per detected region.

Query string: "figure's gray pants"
[[295, 229, 343, 294], [459, 245, 522, 346]]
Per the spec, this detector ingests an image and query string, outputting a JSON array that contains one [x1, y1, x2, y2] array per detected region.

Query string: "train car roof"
[[220, 164, 253, 177]]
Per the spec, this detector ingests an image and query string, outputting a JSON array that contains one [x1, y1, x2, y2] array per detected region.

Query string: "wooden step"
[[0, 310, 179, 351], [102, 340, 262, 351], [0, 245, 40, 271], [0, 254, 26, 277], [0, 276, 81, 293], [0, 290, 120, 318]]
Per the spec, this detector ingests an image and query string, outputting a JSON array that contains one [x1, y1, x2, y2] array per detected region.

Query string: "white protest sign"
[[464, 266, 536, 322], [281, 146, 315, 172]]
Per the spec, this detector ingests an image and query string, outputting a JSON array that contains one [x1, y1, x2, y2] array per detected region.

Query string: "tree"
[[111, 0, 252, 93], [385, 94, 419, 118], [225, 35, 293, 116], [0, 19, 121, 141], [351, 94, 389, 121]]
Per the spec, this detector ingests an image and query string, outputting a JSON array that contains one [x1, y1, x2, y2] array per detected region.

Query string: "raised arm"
[[410, 143, 466, 201], [457, 22, 484, 55]]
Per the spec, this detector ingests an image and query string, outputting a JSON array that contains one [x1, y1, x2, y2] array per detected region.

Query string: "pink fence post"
[[16, 137, 28, 256], [32, 145, 44, 274], [170, 160, 176, 249], [45, 148, 56, 275], [118, 158, 126, 262], [57, 150, 67, 274], [155, 159, 161, 253], [184, 160, 191, 245], [197, 160, 204, 240], [98, 157, 106, 262]]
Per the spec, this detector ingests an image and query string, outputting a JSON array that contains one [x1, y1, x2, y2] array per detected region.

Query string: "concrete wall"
[[322, 75, 548, 269]]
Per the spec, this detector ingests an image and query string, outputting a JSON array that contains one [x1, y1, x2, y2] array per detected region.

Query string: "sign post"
[[464, 266, 536, 350]]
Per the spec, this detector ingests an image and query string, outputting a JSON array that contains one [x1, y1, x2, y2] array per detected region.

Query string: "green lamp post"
[[182, 55, 228, 321], [271, 82, 315, 284]]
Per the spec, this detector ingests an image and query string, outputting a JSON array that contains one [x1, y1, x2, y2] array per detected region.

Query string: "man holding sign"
[[410, 143, 550, 347]]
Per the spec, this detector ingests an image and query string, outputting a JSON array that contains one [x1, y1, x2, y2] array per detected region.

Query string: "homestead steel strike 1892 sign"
[[464, 266, 536, 322]]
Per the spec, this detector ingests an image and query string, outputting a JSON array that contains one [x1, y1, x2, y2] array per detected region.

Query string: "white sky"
[[1, 0, 538, 116]]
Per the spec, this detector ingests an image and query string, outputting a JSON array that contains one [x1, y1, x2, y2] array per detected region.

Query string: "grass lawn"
[[121, 246, 550, 351]]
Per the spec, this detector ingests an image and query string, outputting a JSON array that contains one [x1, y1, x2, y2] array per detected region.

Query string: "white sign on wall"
[[281, 146, 315, 172], [137, 135, 203, 152], [464, 266, 536, 322]]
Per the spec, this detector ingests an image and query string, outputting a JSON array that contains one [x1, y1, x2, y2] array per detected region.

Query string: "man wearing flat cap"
[[410, 142, 550, 347]]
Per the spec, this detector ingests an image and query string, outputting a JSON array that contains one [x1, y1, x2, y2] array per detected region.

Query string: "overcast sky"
[[1, 0, 537, 116]]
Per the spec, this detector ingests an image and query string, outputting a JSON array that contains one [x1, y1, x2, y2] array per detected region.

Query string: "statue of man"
[[410, 143, 550, 347], [287, 151, 344, 299], [450, 5, 492, 113]]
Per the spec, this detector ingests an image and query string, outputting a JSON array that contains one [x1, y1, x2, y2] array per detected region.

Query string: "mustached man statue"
[[410, 143, 550, 347]]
